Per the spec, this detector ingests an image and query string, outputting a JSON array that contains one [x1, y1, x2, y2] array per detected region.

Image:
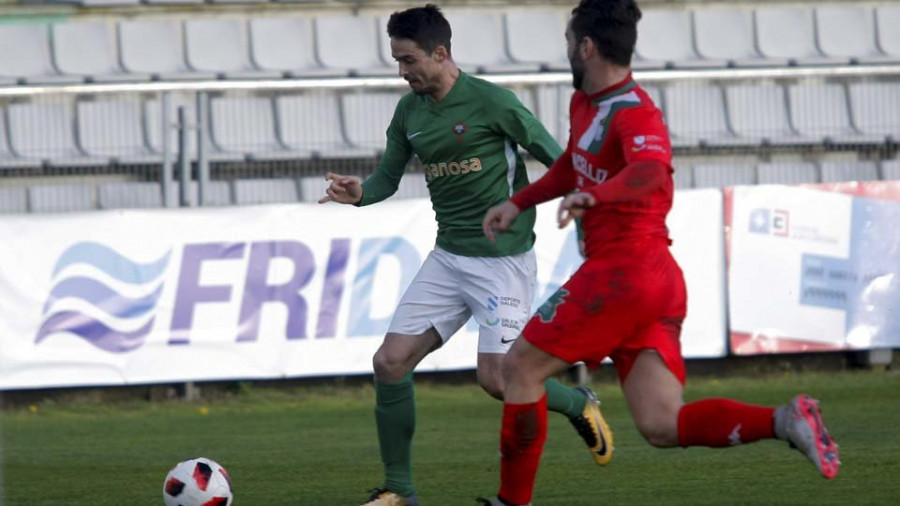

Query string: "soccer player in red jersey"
[[479, 1, 840, 504]]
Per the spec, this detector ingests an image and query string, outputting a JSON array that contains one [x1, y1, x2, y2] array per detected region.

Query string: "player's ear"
[[433, 45, 448, 62], [580, 36, 595, 60]]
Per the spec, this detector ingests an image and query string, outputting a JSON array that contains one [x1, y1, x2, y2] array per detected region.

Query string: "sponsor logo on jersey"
[[630, 134, 667, 154], [423, 157, 482, 182], [572, 152, 608, 185]]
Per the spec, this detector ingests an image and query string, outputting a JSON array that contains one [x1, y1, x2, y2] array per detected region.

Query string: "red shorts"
[[523, 242, 688, 384]]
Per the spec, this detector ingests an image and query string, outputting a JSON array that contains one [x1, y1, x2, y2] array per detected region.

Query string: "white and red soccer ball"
[[163, 457, 233, 506]]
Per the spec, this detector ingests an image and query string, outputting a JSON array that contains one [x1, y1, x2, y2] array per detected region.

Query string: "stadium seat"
[[0, 24, 81, 85], [118, 20, 216, 81], [444, 11, 539, 74], [671, 164, 693, 190], [28, 183, 96, 213], [754, 7, 845, 66], [536, 84, 573, 147], [143, 95, 203, 161], [0, 187, 27, 213], [314, 16, 394, 76], [0, 108, 41, 169], [340, 91, 403, 151], [725, 84, 810, 145], [815, 6, 897, 64], [881, 160, 900, 181], [249, 17, 346, 78], [663, 84, 740, 147], [787, 83, 874, 145], [693, 9, 785, 67], [391, 174, 430, 200], [98, 182, 164, 209], [7, 103, 109, 167], [143, 0, 202, 4], [184, 19, 282, 80], [209, 96, 312, 161], [757, 162, 820, 185], [233, 178, 299, 205], [183, 180, 233, 207], [643, 86, 663, 112], [505, 10, 569, 71], [77, 100, 162, 164], [820, 161, 880, 182], [51, 22, 148, 83], [848, 82, 900, 142], [692, 164, 757, 188], [876, 6, 900, 60], [276, 93, 377, 158], [635, 9, 724, 69]]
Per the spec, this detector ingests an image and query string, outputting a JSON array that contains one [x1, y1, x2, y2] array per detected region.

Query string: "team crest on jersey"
[[536, 288, 570, 323], [452, 121, 467, 143]]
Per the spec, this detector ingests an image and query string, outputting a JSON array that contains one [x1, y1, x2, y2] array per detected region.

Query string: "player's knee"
[[372, 348, 413, 382], [478, 378, 504, 401], [635, 418, 679, 448]]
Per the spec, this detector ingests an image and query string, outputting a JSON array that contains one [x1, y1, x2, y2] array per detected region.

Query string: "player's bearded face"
[[565, 23, 585, 90]]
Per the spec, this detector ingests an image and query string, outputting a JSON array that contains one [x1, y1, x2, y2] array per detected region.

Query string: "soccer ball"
[[163, 457, 233, 506]]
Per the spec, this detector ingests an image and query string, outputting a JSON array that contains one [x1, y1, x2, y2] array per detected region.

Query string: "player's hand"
[[318, 172, 363, 205], [482, 201, 521, 242], [558, 192, 596, 229]]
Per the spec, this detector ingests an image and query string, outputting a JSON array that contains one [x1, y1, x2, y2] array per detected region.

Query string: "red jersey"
[[511, 74, 673, 257]]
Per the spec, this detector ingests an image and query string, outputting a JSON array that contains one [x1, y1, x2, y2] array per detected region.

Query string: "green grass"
[[2, 370, 899, 505]]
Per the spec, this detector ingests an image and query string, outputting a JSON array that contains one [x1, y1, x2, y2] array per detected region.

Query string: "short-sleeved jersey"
[[513, 74, 673, 257], [358, 71, 563, 257]]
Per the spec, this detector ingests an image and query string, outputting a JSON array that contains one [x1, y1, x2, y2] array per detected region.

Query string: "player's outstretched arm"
[[318, 172, 363, 205], [482, 201, 522, 242]]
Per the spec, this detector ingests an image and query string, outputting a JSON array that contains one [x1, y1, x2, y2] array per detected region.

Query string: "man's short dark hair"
[[387, 3, 452, 56], [571, 0, 642, 66]]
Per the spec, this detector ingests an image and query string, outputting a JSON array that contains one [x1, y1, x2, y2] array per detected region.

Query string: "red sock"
[[498, 394, 548, 505], [677, 398, 775, 447]]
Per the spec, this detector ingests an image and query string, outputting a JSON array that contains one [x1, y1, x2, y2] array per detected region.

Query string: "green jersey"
[[358, 71, 563, 257]]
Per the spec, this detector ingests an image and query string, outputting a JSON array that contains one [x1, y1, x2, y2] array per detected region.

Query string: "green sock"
[[374, 373, 416, 497], [544, 378, 588, 419]]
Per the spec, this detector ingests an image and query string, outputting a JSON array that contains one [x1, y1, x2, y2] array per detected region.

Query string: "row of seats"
[[675, 160, 900, 190], [2, 80, 897, 168], [3, 159, 898, 213], [2, 5, 899, 85]]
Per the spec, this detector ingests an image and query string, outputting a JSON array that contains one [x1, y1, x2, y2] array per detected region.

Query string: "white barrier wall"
[[0, 190, 727, 390]]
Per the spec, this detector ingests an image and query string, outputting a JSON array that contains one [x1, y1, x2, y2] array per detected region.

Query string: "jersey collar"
[[588, 73, 636, 104]]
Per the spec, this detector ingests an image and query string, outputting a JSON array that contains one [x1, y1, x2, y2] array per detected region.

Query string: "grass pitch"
[[1, 369, 898, 505]]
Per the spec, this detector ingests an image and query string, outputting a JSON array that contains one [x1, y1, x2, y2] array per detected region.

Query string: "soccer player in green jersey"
[[319, 5, 613, 505]]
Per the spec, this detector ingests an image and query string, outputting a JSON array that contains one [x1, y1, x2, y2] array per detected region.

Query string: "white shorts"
[[387, 247, 537, 354]]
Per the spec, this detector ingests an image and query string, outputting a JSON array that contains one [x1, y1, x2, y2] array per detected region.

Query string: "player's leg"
[[621, 351, 840, 478], [460, 250, 595, 420], [364, 251, 470, 505]]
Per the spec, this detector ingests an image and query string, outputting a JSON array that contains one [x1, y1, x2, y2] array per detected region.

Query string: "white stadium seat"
[[754, 7, 845, 66], [757, 162, 820, 185], [7, 103, 108, 167], [664, 84, 740, 147], [208, 96, 311, 161], [505, 11, 569, 71], [119, 20, 216, 81], [184, 19, 282, 80], [444, 11, 539, 74], [815, 6, 896, 64], [787, 83, 873, 145], [0, 24, 81, 85], [693, 9, 784, 67], [876, 6, 900, 60], [233, 178, 299, 205], [249, 17, 345, 78], [692, 164, 757, 188], [848, 82, 900, 142], [881, 160, 900, 181], [52, 22, 147, 83], [820, 161, 880, 183], [0, 187, 27, 213], [28, 183, 96, 213], [635, 9, 724, 69], [77, 100, 161, 164], [725, 84, 809, 145], [276, 93, 377, 159], [315, 16, 394, 77], [340, 91, 403, 151], [98, 182, 164, 209]]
